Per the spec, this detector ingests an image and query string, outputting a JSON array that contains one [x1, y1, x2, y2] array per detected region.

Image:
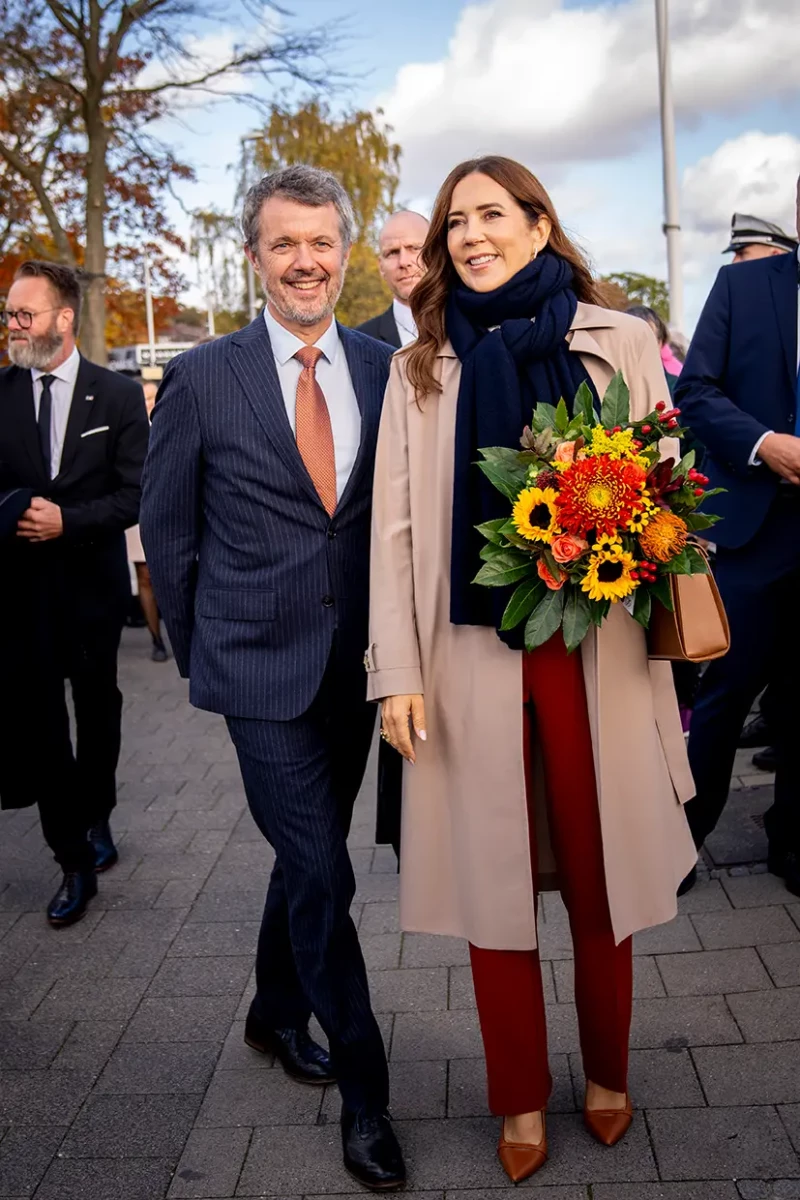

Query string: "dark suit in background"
[[675, 250, 800, 863], [356, 305, 401, 350], [140, 318, 393, 1114], [0, 359, 149, 870]]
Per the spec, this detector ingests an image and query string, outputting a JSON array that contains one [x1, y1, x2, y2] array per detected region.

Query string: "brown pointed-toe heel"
[[497, 1115, 548, 1183], [583, 1094, 633, 1146]]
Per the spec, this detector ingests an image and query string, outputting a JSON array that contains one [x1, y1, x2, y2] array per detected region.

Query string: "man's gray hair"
[[242, 164, 356, 252]]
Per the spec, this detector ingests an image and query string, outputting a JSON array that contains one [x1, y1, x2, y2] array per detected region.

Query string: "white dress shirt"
[[263, 307, 361, 503], [393, 298, 418, 347], [32, 345, 80, 478], [749, 246, 800, 465]]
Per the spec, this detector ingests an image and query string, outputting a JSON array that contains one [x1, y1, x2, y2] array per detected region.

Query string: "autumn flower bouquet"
[[474, 372, 722, 652]]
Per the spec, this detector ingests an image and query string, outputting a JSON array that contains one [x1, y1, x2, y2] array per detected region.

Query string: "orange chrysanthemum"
[[555, 457, 647, 539], [638, 510, 688, 563]]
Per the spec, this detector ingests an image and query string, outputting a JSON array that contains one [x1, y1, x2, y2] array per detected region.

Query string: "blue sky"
[[157, 0, 800, 332]]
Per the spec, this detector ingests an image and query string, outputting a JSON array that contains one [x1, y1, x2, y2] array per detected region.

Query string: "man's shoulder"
[[0, 363, 24, 389], [355, 306, 393, 337], [84, 359, 144, 399], [339, 323, 395, 367]]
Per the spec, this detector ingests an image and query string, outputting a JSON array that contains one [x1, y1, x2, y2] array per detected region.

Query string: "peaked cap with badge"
[[724, 212, 798, 255]]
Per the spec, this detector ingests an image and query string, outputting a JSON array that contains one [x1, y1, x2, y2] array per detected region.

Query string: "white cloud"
[[378, 0, 800, 196], [682, 130, 800, 237]]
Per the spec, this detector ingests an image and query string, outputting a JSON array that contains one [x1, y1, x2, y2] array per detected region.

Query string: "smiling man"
[[140, 165, 404, 1191]]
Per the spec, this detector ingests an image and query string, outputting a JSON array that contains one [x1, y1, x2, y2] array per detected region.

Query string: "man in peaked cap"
[[724, 212, 798, 263]]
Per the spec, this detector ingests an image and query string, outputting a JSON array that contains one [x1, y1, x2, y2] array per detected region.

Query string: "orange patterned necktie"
[[294, 345, 337, 516]]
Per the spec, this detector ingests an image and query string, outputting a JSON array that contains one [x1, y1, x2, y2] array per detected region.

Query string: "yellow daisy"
[[581, 546, 640, 603], [512, 487, 560, 544]]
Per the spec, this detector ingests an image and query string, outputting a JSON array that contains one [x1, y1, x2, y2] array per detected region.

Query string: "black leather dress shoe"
[[244, 1006, 335, 1085], [342, 1108, 406, 1191], [739, 714, 772, 748], [677, 864, 698, 897], [47, 871, 98, 927], [752, 746, 777, 773], [89, 821, 118, 872], [768, 848, 800, 898]]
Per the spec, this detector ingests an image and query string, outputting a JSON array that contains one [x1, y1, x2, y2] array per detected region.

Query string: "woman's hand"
[[381, 695, 427, 764]]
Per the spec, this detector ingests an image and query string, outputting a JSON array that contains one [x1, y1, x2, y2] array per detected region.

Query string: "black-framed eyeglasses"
[[0, 307, 63, 330]]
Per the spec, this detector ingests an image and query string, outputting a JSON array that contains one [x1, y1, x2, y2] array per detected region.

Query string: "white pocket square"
[[81, 425, 110, 438]]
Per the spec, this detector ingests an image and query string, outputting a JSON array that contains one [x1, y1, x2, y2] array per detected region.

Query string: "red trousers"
[[470, 633, 633, 1115]]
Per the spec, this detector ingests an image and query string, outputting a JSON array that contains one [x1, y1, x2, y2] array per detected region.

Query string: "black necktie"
[[38, 374, 55, 478]]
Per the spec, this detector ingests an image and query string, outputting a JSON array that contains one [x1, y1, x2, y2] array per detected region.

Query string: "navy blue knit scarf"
[[446, 252, 597, 646]]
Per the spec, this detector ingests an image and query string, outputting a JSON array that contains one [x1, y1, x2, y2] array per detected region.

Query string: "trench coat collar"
[[434, 301, 621, 375]]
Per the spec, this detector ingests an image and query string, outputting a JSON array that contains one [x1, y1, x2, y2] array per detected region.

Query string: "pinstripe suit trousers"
[[227, 646, 389, 1114]]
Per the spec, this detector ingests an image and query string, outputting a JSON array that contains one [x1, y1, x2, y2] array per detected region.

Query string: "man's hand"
[[17, 497, 64, 542], [756, 433, 800, 485], [381, 695, 427, 764]]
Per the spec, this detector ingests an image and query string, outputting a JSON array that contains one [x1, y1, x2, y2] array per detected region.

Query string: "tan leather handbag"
[[648, 555, 730, 663]]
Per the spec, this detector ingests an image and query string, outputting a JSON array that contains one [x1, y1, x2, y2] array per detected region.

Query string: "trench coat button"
[[322, 595, 334, 608]]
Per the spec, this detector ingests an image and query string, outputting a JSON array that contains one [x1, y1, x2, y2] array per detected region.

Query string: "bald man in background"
[[357, 210, 429, 349]]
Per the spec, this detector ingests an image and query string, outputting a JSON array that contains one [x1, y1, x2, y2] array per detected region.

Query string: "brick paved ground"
[[1, 628, 799, 1199]]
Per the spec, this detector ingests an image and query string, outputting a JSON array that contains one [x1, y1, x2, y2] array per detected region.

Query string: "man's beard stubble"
[[262, 266, 345, 328], [8, 322, 64, 370]]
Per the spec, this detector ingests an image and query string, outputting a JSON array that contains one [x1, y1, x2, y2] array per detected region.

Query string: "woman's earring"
[[531, 247, 539, 260]]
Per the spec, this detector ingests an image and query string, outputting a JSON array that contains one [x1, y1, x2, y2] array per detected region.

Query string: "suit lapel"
[[380, 307, 402, 349], [56, 356, 97, 481], [337, 324, 382, 513], [5, 369, 47, 486], [769, 252, 798, 393], [229, 316, 323, 510]]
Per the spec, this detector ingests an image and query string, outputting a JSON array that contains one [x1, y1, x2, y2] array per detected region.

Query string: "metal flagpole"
[[241, 134, 262, 320], [654, 0, 684, 332]]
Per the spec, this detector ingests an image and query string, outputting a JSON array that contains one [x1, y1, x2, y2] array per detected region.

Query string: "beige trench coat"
[[366, 303, 697, 951]]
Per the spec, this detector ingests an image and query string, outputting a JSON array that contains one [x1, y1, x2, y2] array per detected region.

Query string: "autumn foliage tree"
[[601, 273, 670, 321], [0, 0, 339, 362], [248, 101, 402, 326]]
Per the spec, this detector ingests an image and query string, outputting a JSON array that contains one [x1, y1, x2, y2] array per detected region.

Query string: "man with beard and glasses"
[[140, 165, 405, 1191], [0, 261, 149, 925]]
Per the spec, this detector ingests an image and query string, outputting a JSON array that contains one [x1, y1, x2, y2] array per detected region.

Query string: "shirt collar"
[[32, 344, 80, 385], [263, 306, 340, 367], [393, 298, 417, 336]]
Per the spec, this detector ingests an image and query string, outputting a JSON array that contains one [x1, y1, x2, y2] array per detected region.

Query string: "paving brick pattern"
[[0, 629, 798, 1198]]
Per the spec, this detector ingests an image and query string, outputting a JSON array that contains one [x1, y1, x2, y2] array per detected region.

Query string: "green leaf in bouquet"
[[662, 549, 692, 575], [588, 596, 611, 626], [554, 398, 569, 434], [698, 487, 726, 500], [531, 402, 559, 433], [562, 588, 592, 653], [475, 518, 509, 546], [600, 370, 631, 430], [673, 450, 696, 480], [524, 588, 566, 651], [480, 446, 526, 466], [573, 380, 596, 425], [649, 575, 674, 612], [499, 519, 538, 551], [477, 459, 527, 503], [685, 544, 710, 574], [479, 541, 507, 562], [685, 512, 720, 532], [473, 549, 533, 588], [631, 586, 652, 628], [501, 579, 545, 631]]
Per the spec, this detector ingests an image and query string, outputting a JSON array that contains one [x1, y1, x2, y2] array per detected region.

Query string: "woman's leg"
[[525, 635, 633, 1097], [135, 563, 164, 647], [469, 693, 550, 1121], [469, 943, 550, 1115]]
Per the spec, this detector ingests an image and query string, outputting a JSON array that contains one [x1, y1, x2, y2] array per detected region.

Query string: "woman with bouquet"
[[367, 156, 697, 1182]]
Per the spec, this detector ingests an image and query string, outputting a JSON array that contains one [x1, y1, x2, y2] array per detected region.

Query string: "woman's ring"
[[379, 728, 391, 743]]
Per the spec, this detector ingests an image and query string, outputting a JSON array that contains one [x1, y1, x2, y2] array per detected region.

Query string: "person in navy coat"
[[675, 175, 800, 897], [140, 165, 405, 1190]]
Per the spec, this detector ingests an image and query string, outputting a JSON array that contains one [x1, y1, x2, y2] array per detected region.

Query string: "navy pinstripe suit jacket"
[[140, 316, 394, 721]]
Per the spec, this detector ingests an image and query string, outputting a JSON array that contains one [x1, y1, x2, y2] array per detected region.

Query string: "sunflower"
[[638, 510, 688, 563], [512, 487, 560, 544], [556, 456, 647, 539], [581, 545, 640, 603]]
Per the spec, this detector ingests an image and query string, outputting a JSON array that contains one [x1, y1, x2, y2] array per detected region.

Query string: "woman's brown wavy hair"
[[405, 156, 600, 399]]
